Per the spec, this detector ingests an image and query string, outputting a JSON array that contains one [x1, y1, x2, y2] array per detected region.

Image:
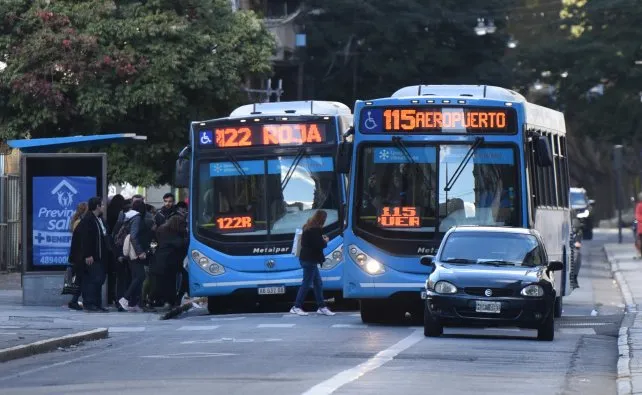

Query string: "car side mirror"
[[420, 255, 436, 273], [547, 260, 563, 272]]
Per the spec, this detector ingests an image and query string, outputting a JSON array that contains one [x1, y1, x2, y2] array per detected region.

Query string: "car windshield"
[[439, 231, 545, 267], [570, 191, 588, 207], [355, 144, 519, 238], [195, 155, 340, 240]]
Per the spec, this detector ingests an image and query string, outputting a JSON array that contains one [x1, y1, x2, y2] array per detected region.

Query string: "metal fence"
[[0, 174, 20, 272]]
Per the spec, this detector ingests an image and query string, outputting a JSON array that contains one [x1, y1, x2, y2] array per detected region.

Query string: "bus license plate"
[[475, 301, 501, 314], [258, 286, 286, 295]]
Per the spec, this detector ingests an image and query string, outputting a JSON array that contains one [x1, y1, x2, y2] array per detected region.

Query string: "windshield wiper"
[[443, 137, 484, 192], [443, 258, 475, 264], [281, 147, 307, 191], [392, 136, 433, 190], [225, 152, 247, 178], [477, 260, 516, 266]]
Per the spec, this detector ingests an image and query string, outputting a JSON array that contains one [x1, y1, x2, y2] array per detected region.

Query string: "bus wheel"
[[207, 296, 226, 315], [554, 296, 563, 318], [360, 299, 390, 324]]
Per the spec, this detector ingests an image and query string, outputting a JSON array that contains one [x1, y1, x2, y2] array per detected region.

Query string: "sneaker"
[[317, 307, 336, 316], [118, 297, 130, 311], [68, 302, 82, 311], [290, 306, 308, 316]]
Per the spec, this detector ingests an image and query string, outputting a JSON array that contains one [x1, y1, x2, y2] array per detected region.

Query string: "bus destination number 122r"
[[212, 123, 327, 148], [216, 215, 254, 232]]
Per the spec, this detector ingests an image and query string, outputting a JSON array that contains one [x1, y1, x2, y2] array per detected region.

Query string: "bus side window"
[[527, 138, 538, 221]]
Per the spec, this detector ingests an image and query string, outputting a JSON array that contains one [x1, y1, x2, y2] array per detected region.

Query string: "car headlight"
[[348, 244, 385, 275], [321, 245, 343, 271], [434, 281, 457, 294], [191, 249, 225, 276], [576, 209, 589, 219], [520, 284, 544, 297]]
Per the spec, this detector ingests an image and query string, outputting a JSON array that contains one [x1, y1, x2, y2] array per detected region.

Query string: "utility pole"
[[614, 144, 624, 243]]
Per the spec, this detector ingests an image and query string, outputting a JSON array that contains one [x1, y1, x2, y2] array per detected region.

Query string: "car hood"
[[435, 263, 544, 287]]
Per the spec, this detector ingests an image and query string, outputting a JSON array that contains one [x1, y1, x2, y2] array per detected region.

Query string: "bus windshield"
[[196, 155, 340, 241], [355, 144, 520, 237]]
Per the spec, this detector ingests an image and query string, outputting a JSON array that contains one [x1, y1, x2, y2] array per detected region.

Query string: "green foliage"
[[300, 0, 515, 105], [0, 0, 274, 185]]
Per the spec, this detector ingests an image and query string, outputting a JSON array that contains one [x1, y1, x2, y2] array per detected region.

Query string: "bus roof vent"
[[229, 100, 352, 117]]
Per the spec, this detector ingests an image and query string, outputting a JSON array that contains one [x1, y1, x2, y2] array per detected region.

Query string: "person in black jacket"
[[75, 197, 109, 312], [290, 210, 335, 316], [118, 200, 153, 312], [151, 215, 188, 308]]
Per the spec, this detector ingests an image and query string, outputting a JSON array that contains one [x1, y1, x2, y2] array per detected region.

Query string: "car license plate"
[[475, 300, 501, 313], [420, 291, 427, 299], [258, 286, 286, 295]]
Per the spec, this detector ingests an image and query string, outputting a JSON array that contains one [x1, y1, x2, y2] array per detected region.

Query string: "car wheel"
[[554, 296, 563, 318], [537, 311, 555, 341], [423, 306, 443, 337]]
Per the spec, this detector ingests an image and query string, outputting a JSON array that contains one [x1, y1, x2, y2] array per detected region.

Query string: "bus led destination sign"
[[204, 123, 328, 148], [360, 107, 516, 134]]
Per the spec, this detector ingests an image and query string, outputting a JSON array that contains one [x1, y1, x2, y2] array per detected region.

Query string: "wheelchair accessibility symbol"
[[361, 109, 381, 132], [200, 131, 213, 145]]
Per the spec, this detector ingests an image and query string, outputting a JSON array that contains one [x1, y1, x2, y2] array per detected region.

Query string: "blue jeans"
[[294, 260, 325, 309]]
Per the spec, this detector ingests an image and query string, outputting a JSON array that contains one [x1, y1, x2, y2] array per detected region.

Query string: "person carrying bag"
[[289, 210, 335, 316]]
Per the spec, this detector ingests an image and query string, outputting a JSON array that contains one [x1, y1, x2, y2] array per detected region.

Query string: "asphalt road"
[[0, 229, 625, 395]]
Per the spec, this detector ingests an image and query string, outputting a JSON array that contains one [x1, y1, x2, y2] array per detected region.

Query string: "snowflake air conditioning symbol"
[[378, 149, 390, 161], [213, 164, 224, 173]]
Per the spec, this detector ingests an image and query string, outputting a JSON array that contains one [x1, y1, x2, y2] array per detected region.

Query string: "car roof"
[[448, 226, 536, 236]]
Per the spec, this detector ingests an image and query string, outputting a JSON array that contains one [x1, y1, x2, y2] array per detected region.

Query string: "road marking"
[[331, 324, 368, 328], [177, 325, 220, 331], [181, 337, 284, 345], [210, 317, 246, 321], [0, 332, 17, 335], [560, 328, 596, 335], [108, 326, 146, 333], [302, 329, 424, 395], [258, 324, 296, 328], [141, 352, 236, 359]]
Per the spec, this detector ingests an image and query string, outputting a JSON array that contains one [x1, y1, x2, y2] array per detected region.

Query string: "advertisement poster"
[[32, 176, 96, 266]]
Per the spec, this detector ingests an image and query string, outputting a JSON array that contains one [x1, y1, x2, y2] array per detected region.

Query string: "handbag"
[[61, 266, 81, 296]]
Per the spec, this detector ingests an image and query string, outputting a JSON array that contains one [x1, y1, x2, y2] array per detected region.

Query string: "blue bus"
[[176, 101, 353, 313], [336, 85, 572, 323]]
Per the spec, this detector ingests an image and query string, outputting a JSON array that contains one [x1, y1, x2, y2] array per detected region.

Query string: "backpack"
[[291, 228, 303, 257], [114, 219, 132, 255]]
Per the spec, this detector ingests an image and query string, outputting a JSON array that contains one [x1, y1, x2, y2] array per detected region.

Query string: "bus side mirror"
[[174, 146, 191, 188], [336, 141, 353, 174], [535, 136, 553, 167]]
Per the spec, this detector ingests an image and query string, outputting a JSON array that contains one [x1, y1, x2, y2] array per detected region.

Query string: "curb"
[[604, 246, 633, 395], [0, 328, 109, 363]]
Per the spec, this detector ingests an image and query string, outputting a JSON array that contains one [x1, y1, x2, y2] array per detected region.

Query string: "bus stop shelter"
[[3, 133, 146, 306]]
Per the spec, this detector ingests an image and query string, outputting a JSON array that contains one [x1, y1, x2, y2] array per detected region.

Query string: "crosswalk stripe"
[[331, 324, 368, 328], [177, 325, 220, 331], [257, 324, 296, 328], [210, 317, 246, 321], [109, 326, 146, 333], [559, 328, 596, 335]]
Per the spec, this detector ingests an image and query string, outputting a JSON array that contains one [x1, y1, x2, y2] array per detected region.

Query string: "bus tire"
[[207, 296, 225, 315], [359, 299, 389, 324], [554, 296, 563, 318]]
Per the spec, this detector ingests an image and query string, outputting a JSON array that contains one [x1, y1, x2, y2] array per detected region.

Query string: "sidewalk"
[[0, 271, 178, 363], [605, 238, 642, 395]]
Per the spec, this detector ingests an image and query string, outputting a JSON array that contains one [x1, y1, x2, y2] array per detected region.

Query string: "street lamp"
[[474, 18, 487, 36], [507, 37, 518, 48]]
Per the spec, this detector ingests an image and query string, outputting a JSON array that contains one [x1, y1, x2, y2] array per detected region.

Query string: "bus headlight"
[[321, 245, 343, 271], [191, 249, 225, 276], [348, 245, 385, 275]]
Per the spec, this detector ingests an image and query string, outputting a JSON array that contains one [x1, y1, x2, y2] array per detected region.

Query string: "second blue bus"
[[336, 85, 573, 323]]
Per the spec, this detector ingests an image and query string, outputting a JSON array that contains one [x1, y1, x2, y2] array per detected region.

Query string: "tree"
[[0, 0, 275, 185], [298, 0, 517, 105]]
